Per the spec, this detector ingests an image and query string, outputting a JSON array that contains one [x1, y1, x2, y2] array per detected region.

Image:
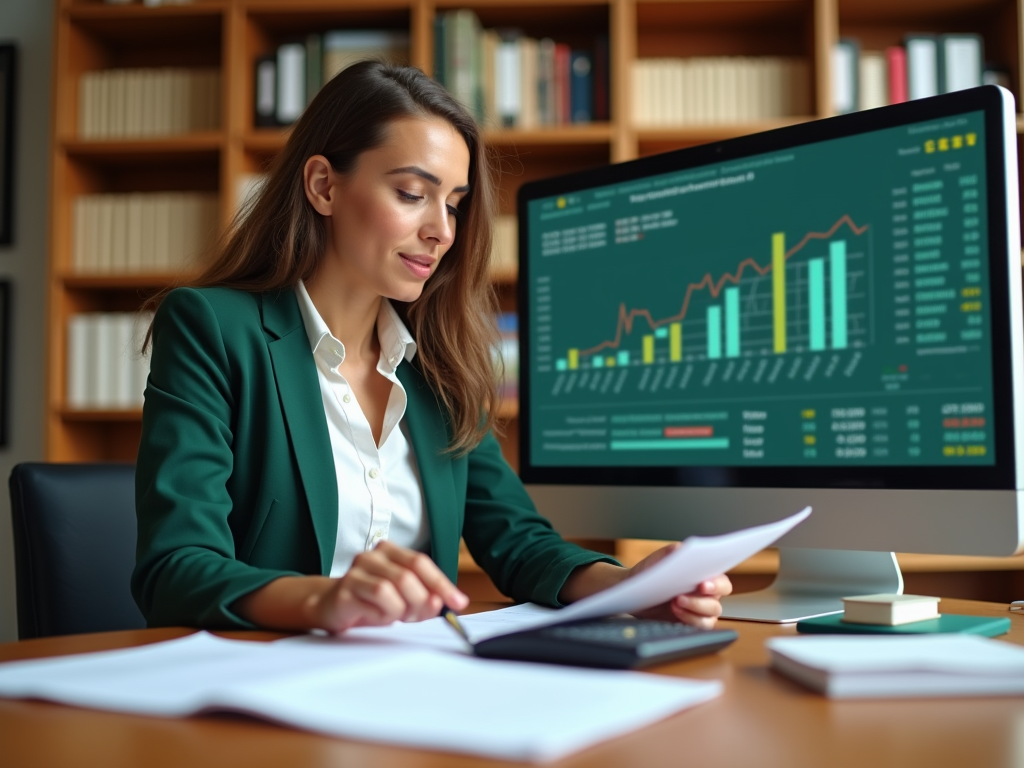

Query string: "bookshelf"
[[45, 0, 1024, 598]]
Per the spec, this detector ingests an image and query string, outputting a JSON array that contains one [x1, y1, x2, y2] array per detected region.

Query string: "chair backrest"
[[9, 462, 146, 639]]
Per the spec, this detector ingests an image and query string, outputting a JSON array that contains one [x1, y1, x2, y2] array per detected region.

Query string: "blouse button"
[[342, 393, 352, 403], [369, 468, 379, 479]]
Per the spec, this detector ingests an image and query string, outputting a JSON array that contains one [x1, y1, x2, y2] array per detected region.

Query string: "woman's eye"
[[397, 190, 423, 202], [447, 205, 461, 219]]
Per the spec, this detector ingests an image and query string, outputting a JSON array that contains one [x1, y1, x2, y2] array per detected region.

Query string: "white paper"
[[468, 506, 811, 641], [0, 631, 721, 763]]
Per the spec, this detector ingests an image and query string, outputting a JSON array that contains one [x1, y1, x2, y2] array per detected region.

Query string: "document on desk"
[[466, 506, 812, 641], [0, 631, 722, 763], [767, 634, 1024, 698]]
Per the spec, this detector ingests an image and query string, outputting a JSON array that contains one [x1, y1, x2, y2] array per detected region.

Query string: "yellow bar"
[[772, 232, 787, 353], [643, 335, 655, 364], [606, 356, 616, 367], [669, 322, 682, 362], [568, 348, 579, 369]]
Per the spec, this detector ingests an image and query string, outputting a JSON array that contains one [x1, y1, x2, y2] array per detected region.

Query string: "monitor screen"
[[518, 87, 1022, 497]]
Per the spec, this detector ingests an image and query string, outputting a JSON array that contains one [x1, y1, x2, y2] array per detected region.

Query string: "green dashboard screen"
[[527, 111, 995, 467]]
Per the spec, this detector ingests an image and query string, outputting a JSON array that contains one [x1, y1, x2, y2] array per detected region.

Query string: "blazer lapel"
[[398, 363, 460, 581], [261, 291, 338, 574]]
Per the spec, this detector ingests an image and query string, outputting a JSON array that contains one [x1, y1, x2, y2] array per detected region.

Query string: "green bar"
[[655, 327, 669, 339], [725, 287, 740, 358], [830, 241, 848, 349], [617, 351, 630, 366], [808, 257, 826, 351], [592, 356, 604, 368], [611, 438, 731, 450], [707, 305, 722, 359]]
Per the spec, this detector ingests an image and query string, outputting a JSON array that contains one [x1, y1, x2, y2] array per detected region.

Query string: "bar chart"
[[552, 215, 869, 373]]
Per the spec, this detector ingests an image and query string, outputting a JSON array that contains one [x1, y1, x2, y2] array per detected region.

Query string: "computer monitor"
[[516, 85, 1023, 622]]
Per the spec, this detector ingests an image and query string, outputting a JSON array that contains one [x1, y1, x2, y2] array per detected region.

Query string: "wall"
[[0, 0, 54, 641]]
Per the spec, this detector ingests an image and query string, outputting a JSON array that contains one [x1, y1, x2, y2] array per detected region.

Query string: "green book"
[[797, 613, 1010, 637]]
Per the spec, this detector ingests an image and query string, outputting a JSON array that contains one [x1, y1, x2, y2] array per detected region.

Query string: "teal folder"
[[796, 613, 1011, 637]]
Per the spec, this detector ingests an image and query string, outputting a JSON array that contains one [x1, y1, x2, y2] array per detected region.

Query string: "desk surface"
[[2, 599, 1023, 768]]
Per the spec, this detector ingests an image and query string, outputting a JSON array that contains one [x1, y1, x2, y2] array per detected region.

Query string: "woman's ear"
[[303, 155, 335, 216]]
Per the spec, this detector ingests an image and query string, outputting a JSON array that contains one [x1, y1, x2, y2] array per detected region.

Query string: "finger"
[[673, 594, 724, 619], [695, 574, 733, 597], [671, 606, 719, 630], [345, 570, 408, 624], [376, 541, 469, 610], [354, 552, 439, 622]]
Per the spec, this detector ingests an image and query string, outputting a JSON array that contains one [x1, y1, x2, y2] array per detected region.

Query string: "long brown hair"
[[165, 62, 500, 453]]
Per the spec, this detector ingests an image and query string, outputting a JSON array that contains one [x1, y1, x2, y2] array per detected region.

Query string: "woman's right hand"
[[233, 541, 468, 633], [312, 541, 469, 633]]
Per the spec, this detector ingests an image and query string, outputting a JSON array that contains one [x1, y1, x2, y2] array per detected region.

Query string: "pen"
[[442, 607, 472, 645]]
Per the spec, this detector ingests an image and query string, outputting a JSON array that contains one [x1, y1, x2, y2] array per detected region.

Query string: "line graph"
[[576, 214, 869, 358]]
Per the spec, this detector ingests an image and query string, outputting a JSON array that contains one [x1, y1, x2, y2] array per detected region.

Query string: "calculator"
[[472, 617, 738, 669]]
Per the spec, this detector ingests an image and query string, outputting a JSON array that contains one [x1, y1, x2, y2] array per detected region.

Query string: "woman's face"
[[318, 116, 471, 303]]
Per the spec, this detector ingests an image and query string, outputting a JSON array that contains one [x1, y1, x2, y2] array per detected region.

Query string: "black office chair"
[[9, 462, 146, 640]]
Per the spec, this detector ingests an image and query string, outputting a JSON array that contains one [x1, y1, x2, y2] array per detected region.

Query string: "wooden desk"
[[2, 600, 1023, 768]]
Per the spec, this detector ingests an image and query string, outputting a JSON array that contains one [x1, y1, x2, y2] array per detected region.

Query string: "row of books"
[[834, 34, 989, 114], [434, 9, 609, 128], [66, 312, 154, 410], [78, 68, 221, 139], [255, 31, 410, 127], [632, 57, 810, 126], [72, 192, 219, 274]]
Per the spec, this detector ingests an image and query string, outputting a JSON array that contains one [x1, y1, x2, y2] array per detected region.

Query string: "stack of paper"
[[767, 635, 1024, 698], [0, 633, 720, 763]]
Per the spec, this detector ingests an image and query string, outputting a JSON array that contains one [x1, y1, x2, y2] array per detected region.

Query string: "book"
[[858, 51, 886, 111], [276, 43, 305, 125], [767, 634, 1024, 698], [66, 311, 153, 409], [833, 39, 858, 114], [321, 30, 410, 84], [906, 34, 939, 99], [570, 50, 593, 123], [797, 613, 1010, 636], [886, 46, 908, 103], [592, 34, 609, 121], [305, 33, 322, 105], [254, 55, 277, 127], [842, 593, 940, 625], [941, 33, 983, 93]]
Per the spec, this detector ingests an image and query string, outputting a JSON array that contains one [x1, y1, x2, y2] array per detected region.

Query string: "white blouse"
[[294, 281, 430, 578]]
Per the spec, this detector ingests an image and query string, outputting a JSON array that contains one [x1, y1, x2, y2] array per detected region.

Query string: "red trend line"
[[577, 214, 869, 357]]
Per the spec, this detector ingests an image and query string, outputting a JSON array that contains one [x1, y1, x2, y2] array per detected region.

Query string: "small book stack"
[[842, 594, 940, 625], [833, 34, 992, 114], [632, 57, 811, 126], [72, 192, 219, 274], [433, 9, 609, 128], [254, 31, 410, 127], [66, 312, 154, 410], [78, 68, 221, 139], [767, 635, 1024, 698]]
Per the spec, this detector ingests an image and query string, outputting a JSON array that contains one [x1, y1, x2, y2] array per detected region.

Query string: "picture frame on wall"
[[0, 44, 15, 246]]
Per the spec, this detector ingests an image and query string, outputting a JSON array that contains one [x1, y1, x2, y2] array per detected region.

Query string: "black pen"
[[442, 607, 473, 645]]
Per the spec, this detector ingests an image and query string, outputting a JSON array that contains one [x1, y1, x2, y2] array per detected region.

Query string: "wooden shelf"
[[62, 133, 223, 162], [636, 117, 816, 143], [60, 408, 143, 422], [60, 273, 190, 289]]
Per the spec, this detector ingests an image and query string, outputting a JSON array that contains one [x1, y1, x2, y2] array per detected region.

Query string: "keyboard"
[[472, 617, 738, 669]]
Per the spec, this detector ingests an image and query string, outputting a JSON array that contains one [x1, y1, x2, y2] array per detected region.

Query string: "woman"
[[132, 62, 732, 633]]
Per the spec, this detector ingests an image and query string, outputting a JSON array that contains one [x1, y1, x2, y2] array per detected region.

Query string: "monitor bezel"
[[516, 86, 1020, 492]]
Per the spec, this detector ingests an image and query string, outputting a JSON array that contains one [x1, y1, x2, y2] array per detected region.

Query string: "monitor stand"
[[720, 548, 904, 623]]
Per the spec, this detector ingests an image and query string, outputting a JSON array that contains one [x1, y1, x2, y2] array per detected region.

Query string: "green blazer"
[[132, 287, 615, 628]]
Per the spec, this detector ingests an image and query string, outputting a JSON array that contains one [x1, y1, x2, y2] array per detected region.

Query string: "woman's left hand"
[[628, 543, 733, 629]]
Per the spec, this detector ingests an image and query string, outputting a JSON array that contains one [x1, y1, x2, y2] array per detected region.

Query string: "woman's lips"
[[399, 253, 435, 279]]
